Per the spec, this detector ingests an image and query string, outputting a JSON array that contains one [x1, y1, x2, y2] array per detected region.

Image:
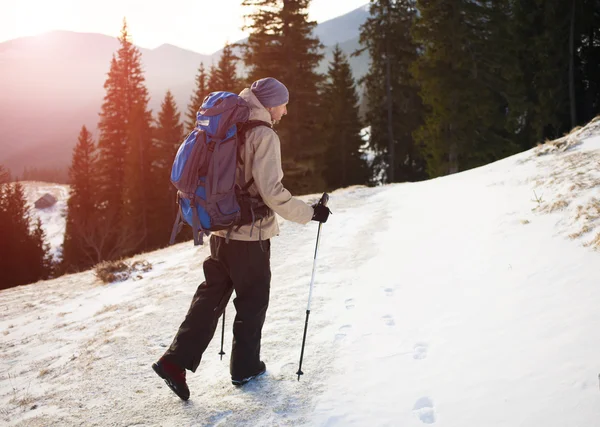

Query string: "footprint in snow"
[[382, 315, 395, 326], [413, 343, 428, 360], [345, 299, 355, 310], [413, 397, 436, 424], [334, 325, 352, 342]]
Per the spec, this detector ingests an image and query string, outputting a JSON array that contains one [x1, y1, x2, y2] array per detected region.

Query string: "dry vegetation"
[[94, 259, 152, 284], [94, 304, 120, 316], [38, 368, 51, 378], [530, 121, 600, 251]]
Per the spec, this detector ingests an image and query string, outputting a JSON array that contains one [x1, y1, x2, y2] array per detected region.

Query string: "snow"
[[2, 120, 600, 426], [21, 182, 70, 262]]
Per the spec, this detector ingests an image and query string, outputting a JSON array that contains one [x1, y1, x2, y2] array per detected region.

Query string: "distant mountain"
[[0, 5, 370, 176], [314, 3, 369, 47]]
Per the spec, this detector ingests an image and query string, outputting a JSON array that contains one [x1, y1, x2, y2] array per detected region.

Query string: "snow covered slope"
[[1, 120, 600, 426]]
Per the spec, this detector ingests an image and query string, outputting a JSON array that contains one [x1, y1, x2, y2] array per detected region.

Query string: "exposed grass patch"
[[8, 393, 35, 408], [94, 259, 153, 284], [543, 199, 569, 213], [95, 304, 120, 316], [569, 225, 592, 239], [94, 260, 131, 284], [575, 198, 600, 221], [535, 134, 582, 156], [38, 368, 51, 378], [585, 232, 600, 250]]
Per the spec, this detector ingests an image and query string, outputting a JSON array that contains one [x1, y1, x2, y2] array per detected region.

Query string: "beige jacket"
[[213, 88, 314, 241]]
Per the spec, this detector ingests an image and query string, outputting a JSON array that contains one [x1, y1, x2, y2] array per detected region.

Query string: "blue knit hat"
[[250, 77, 289, 108]]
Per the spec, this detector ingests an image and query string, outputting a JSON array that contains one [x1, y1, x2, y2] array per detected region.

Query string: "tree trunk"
[[569, 0, 577, 128], [385, 25, 395, 183]]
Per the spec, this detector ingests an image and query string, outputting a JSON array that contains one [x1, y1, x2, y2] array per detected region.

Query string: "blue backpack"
[[169, 91, 271, 246]]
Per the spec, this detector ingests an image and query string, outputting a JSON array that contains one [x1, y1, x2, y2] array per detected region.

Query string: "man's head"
[[251, 77, 289, 124]]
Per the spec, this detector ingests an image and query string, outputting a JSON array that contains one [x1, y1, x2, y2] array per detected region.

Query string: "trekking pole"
[[218, 309, 226, 360], [297, 192, 329, 381]]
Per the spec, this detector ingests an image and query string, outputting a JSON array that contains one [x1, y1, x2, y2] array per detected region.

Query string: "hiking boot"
[[152, 358, 190, 401], [231, 361, 266, 386]]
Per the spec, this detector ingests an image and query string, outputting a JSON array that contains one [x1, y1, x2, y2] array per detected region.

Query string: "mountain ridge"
[[0, 4, 370, 175]]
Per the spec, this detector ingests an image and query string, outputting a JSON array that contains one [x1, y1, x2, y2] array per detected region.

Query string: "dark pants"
[[163, 235, 271, 379]]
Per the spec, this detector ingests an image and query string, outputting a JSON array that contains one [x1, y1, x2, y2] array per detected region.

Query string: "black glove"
[[312, 203, 331, 223]]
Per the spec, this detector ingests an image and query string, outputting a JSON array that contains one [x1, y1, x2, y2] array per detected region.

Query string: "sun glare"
[[9, 1, 77, 39]]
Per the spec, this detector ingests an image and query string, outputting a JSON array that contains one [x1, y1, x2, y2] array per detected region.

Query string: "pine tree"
[[4, 182, 33, 287], [30, 217, 53, 281], [0, 164, 9, 184], [359, 0, 426, 182], [242, 0, 325, 194], [207, 64, 219, 95], [97, 54, 127, 215], [213, 43, 244, 94], [62, 126, 98, 271], [321, 45, 370, 190], [186, 63, 209, 132], [0, 166, 10, 287], [0, 182, 51, 289], [149, 90, 184, 249], [122, 101, 154, 253], [573, 0, 600, 124], [505, 1, 572, 148], [412, 0, 520, 177], [95, 18, 153, 259]]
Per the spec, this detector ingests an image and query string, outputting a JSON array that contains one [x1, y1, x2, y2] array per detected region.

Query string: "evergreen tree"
[[0, 166, 10, 287], [574, 0, 600, 124], [0, 182, 51, 289], [4, 183, 34, 287], [149, 90, 184, 249], [62, 126, 98, 271], [359, 0, 426, 183], [213, 43, 244, 94], [0, 164, 10, 184], [30, 217, 53, 281], [412, 0, 520, 177], [96, 54, 127, 215], [506, 1, 572, 148], [242, 0, 325, 194], [95, 19, 153, 259], [122, 101, 154, 253], [186, 63, 209, 132], [321, 45, 370, 190], [207, 64, 219, 95]]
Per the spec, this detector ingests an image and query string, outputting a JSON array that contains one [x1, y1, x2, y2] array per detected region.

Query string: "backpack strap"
[[238, 120, 272, 148], [169, 204, 184, 245], [222, 120, 272, 242], [237, 120, 271, 190], [237, 120, 272, 165]]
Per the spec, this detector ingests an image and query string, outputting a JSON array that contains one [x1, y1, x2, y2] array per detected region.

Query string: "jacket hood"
[[239, 88, 273, 124]]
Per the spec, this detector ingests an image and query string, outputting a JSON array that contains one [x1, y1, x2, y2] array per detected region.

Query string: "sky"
[[2, 120, 600, 425], [0, 0, 369, 54]]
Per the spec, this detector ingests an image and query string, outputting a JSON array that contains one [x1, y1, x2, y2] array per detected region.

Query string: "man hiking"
[[153, 77, 331, 400]]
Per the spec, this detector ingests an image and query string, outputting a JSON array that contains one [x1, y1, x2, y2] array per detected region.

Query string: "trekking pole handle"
[[318, 192, 329, 208]]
